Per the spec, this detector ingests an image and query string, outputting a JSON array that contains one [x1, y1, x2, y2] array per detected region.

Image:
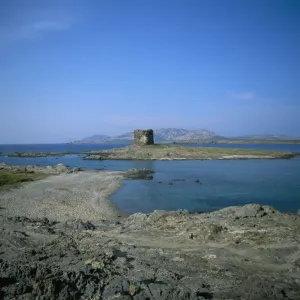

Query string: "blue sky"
[[0, 0, 299, 143]]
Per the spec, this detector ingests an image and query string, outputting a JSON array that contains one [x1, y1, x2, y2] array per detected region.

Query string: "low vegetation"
[[85, 144, 296, 160], [0, 170, 47, 190]]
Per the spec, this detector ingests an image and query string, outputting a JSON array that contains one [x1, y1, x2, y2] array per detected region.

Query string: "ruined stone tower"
[[134, 129, 154, 146]]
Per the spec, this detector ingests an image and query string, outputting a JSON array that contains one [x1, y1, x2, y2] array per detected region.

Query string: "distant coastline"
[[70, 138, 300, 145], [72, 128, 300, 145], [173, 139, 300, 145]]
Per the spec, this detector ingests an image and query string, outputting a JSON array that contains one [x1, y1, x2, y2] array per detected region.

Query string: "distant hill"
[[235, 134, 300, 140], [78, 134, 110, 143], [73, 130, 300, 144], [74, 128, 216, 144], [154, 128, 216, 141]]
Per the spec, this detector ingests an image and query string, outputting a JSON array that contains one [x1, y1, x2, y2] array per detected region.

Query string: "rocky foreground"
[[0, 166, 300, 299], [1, 203, 300, 299]]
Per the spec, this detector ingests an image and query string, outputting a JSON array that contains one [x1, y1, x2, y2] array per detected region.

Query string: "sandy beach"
[[0, 170, 124, 221]]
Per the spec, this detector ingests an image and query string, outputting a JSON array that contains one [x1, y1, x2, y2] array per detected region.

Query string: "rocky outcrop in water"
[[83, 155, 102, 160], [124, 168, 154, 180]]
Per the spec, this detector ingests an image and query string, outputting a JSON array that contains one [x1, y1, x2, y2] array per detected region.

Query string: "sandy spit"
[[0, 170, 125, 222]]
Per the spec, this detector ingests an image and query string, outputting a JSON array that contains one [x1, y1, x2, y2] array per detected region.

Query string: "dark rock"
[[102, 276, 130, 298], [124, 168, 154, 180], [83, 155, 102, 160]]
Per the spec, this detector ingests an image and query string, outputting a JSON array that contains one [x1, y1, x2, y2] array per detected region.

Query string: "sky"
[[0, 0, 299, 143]]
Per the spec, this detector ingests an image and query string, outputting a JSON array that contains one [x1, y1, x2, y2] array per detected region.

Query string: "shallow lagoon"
[[111, 159, 300, 214]]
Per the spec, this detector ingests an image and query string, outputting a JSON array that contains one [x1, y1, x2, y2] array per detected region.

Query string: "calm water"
[[1, 143, 300, 155], [1, 143, 300, 214], [182, 143, 300, 153], [111, 159, 300, 214], [0, 143, 128, 154]]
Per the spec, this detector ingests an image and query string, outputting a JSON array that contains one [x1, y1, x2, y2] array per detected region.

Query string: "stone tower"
[[134, 129, 154, 146]]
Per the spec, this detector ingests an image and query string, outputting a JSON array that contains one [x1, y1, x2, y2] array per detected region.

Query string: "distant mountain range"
[[73, 128, 216, 143], [235, 134, 300, 140], [72, 129, 300, 144]]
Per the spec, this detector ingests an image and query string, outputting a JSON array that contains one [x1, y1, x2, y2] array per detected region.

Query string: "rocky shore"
[[0, 162, 82, 175], [1, 166, 300, 299]]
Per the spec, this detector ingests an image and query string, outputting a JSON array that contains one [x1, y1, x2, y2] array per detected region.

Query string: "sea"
[[1, 143, 300, 214]]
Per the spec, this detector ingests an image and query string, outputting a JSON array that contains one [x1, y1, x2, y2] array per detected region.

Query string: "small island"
[[84, 144, 296, 160], [84, 129, 296, 160], [3, 129, 298, 160]]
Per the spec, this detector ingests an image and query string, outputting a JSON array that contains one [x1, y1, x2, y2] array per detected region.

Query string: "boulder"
[[214, 204, 278, 219]]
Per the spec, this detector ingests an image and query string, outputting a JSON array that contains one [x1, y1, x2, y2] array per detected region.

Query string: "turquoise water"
[[1, 143, 300, 213]]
